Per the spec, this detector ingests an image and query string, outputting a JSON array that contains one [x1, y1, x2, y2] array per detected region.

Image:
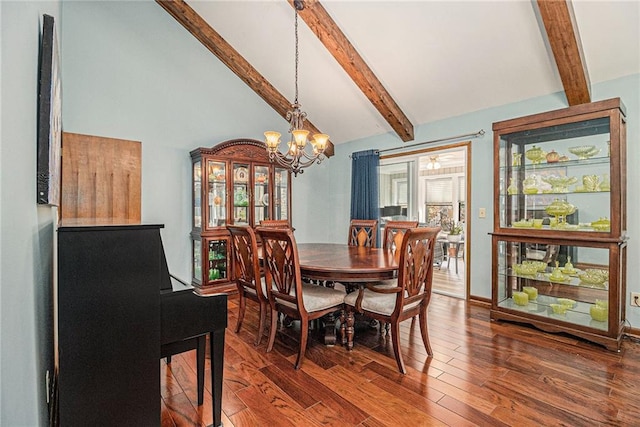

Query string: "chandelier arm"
[[298, 150, 325, 162], [270, 151, 321, 170]]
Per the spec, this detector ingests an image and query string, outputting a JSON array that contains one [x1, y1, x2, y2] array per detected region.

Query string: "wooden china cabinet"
[[191, 138, 291, 293], [490, 98, 627, 351]]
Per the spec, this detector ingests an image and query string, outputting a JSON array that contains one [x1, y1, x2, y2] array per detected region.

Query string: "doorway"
[[379, 142, 470, 298]]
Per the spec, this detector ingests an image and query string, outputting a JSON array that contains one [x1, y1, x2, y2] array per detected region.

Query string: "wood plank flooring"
[[433, 257, 465, 297], [161, 294, 640, 426]]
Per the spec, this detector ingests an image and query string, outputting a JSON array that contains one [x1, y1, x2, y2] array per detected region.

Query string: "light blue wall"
[[1, 2, 61, 426], [1, 0, 638, 424], [60, 0, 292, 281], [326, 74, 639, 317]]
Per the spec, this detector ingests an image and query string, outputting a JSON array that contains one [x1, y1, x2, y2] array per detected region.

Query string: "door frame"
[[380, 141, 471, 299]]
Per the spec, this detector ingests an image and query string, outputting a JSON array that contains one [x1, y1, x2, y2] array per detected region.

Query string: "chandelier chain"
[[294, 9, 299, 105], [263, 1, 328, 176]]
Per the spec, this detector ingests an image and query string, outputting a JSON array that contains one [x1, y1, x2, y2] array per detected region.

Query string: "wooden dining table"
[[296, 243, 400, 347]]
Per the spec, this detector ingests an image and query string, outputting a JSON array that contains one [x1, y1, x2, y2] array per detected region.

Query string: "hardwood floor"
[[433, 257, 465, 297], [161, 294, 640, 426]]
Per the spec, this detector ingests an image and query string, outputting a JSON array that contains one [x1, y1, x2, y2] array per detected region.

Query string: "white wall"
[[1, 2, 61, 425]]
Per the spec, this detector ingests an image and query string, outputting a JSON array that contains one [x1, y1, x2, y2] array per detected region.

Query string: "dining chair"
[[256, 227, 346, 369], [259, 219, 292, 229], [348, 219, 378, 247], [382, 220, 419, 251], [227, 225, 268, 346], [343, 227, 441, 374]]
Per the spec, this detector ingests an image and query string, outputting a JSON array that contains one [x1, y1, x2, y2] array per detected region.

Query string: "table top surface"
[[296, 243, 399, 282]]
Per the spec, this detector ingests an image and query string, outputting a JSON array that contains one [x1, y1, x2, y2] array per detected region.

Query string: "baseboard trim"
[[469, 296, 491, 307], [625, 325, 640, 338]]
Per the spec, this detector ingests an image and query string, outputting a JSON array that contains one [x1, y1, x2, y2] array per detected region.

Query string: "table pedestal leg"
[[346, 311, 355, 350], [323, 312, 336, 346]]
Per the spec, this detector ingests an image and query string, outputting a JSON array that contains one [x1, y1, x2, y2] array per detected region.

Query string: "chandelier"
[[426, 156, 441, 170], [264, 0, 328, 176]]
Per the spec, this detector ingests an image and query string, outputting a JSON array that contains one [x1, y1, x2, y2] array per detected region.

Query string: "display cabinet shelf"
[[190, 138, 291, 292], [491, 98, 627, 351]]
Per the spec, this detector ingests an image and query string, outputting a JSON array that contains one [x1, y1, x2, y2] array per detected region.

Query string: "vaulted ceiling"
[[157, 0, 639, 154]]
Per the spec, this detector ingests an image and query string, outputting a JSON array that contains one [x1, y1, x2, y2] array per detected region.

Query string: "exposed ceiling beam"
[[156, 0, 334, 157], [290, 0, 414, 142], [537, 0, 591, 106]]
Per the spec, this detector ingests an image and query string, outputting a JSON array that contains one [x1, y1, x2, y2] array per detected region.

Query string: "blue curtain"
[[350, 149, 379, 220]]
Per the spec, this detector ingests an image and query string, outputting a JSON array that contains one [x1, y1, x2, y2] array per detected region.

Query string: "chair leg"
[[235, 292, 246, 333], [255, 301, 267, 346], [419, 311, 433, 356], [266, 308, 278, 353], [339, 309, 346, 345], [295, 317, 309, 370], [390, 321, 406, 374]]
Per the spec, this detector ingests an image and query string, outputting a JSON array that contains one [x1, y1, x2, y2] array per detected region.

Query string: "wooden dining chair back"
[[259, 219, 292, 229], [256, 227, 346, 369], [343, 227, 441, 374], [348, 219, 378, 247], [227, 225, 268, 346], [383, 220, 419, 251]]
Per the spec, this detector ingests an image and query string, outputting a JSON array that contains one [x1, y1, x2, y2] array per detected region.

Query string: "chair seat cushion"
[[344, 288, 421, 316], [277, 283, 345, 313], [244, 277, 267, 297], [371, 279, 396, 289]]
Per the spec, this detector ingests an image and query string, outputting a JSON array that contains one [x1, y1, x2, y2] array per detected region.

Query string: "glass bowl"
[[591, 218, 611, 231], [590, 304, 608, 322], [568, 145, 600, 160], [541, 175, 577, 192], [512, 219, 533, 228], [544, 199, 576, 217], [522, 260, 547, 272], [578, 271, 607, 286], [550, 303, 567, 314], [513, 263, 539, 276], [525, 146, 546, 164], [557, 298, 576, 308]]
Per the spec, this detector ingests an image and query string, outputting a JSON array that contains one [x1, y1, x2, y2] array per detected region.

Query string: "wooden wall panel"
[[61, 132, 141, 221]]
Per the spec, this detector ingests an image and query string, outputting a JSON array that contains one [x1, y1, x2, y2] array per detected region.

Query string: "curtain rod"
[[348, 129, 486, 158], [376, 129, 485, 155], [349, 129, 486, 159]]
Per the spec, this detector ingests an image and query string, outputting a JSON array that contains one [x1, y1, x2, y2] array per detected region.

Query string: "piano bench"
[[161, 334, 207, 405]]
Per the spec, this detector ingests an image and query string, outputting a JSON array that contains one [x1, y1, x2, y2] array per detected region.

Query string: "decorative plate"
[[234, 167, 248, 182], [261, 193, 269, 206]]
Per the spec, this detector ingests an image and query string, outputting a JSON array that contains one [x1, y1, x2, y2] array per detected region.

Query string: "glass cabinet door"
[[498, 117, 612, 234], [193, 161, 202, 229], [274, 167, 289, 220], [206, 238, 228, 284], [192, 238, 202, 284], [253, 165, 270, 224], [495, 238, 612, 331], [232, 163, 250, 225], [207, 160, 226, 228]]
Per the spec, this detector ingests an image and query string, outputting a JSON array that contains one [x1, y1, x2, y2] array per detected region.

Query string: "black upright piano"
[[57, 223, 227, 427]]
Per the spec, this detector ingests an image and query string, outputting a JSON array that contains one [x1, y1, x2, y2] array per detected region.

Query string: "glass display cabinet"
[[191, 138, 291, 292], [491, 98, 627, 350]]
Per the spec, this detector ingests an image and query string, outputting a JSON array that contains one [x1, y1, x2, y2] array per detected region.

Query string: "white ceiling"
[[188, 0, 639, 145]]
